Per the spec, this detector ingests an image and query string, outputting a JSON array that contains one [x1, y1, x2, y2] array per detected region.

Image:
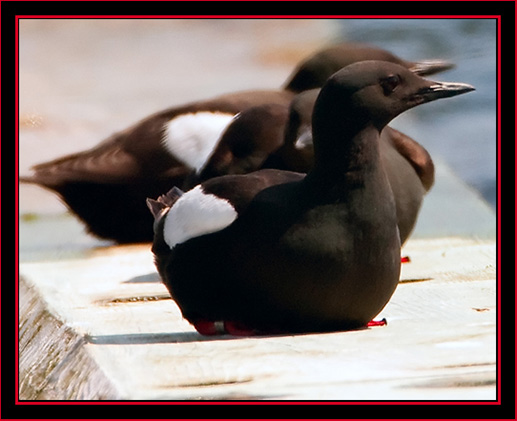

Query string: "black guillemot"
[[148, 61, 474, 336]]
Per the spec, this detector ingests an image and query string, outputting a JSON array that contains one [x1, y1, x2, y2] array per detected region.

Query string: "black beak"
[[417, 80, 475, 103], [409, 59, 456, 76]]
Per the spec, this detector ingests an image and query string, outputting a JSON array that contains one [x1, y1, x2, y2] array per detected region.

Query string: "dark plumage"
[[149, 61, 474, 335], [195, 88, 436, 243], [21, 43, 453, 243], [188, 103, 290, 186]]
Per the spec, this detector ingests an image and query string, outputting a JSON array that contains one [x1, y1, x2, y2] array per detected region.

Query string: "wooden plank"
[[19, 238, 497, 401]]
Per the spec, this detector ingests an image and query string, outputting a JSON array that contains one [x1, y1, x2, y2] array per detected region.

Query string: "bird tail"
[[146, 187, 184, 219]]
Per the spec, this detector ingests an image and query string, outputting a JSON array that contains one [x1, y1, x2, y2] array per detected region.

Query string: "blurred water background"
[[337, 18, 497, 209], [18, 18, 497, 234]]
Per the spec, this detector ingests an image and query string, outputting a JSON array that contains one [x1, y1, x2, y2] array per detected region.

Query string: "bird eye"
[[381, 74, 401, 95]]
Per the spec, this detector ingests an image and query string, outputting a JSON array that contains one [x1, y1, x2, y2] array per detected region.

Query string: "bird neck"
[[309, 103, 382, 184]]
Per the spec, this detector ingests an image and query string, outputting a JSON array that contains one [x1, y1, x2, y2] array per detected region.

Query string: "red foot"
[[193, 320, 259, 336], [224, 321, 258, 336], [401, 256, 411, 263], [193, 320, 225, 335], [366, 318, 388, 327]]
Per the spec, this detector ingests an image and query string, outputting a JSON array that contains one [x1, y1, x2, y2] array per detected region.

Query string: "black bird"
[[21, 43, 453, 243], [283, 42, 454, 92], [148, 61, 474, 336], [197, 88, 435, 244]]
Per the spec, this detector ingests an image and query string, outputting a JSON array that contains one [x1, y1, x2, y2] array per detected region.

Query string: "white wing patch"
[[162, 111, 236, 172], [163, 185, 238, 249]]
